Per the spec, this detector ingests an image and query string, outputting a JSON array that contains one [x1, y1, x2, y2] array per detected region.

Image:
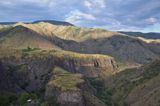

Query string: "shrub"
[[0, 94, 17, 106], [22, 47, 41, 52], [17, 92, 30, 105], [0, 95, 10, 106], [87, 78, 114, 106]]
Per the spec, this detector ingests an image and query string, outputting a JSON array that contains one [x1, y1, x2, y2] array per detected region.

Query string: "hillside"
[[0, 48, 117, 106], [0, 25, 59, 49], [0, 20, 160, 106], [102, 60, 160, 106], [0, 21, 160, 64]]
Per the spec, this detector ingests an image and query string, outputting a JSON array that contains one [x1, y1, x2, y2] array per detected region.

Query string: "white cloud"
[[146, 17, 158, 24], [84, 0, 106, 9], [65, 10, 96, 24], [84, 1, 92, 9]]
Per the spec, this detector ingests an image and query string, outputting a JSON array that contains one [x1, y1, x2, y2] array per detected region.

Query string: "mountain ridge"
[[0, 25, 60, 49], [0, 22, 160, 64], [0, 20, 74, 26], [119, 31, 160, 39]]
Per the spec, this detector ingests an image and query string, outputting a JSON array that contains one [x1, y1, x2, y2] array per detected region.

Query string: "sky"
[[0, 0, 160, 32]]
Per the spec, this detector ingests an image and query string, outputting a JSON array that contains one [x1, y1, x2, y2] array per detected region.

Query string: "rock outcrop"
[[45, 67, 85, 106], [0, 49, 115, 106], [53, 55, 117, 77], [45, 67, 107, 106], [0, 49, 117, 94]]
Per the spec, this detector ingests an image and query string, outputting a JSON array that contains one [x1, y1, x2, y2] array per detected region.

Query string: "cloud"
[[65, 10, 96, 24], [84, 1, 92, 9], [84, 0, 106, 9], [146, 17, 159, 24], [0, 0, 160, 32]]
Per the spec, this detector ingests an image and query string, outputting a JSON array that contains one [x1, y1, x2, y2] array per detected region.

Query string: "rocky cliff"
[[45, 67, 107, 106], [0, 49, 117, 106], [45, 67, 85, 106]]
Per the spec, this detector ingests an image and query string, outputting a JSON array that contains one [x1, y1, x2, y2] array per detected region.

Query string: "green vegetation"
[[0, 95, 12, 106], [48, 67, 84, 91], [0, 88, 48, 106], [116, 61, 141, 71], [88, 78, 114, 106], [17, 92, 30, 105], [0, 93, 30, 106], [104, 60, 160, 106], [0, 94, 18, 106], [16, 91, 47, 106], [44, 95, 59, 106], [0, 47, 112, 62], [22, 46, 41, 52]]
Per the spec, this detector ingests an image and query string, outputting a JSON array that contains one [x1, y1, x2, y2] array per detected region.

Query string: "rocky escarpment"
[[0, 49, 117, 92], [0, 49, 117, 106], [45, 67, 85, 106], [45, 67, 106, 106], [53, 54, 117, 77]]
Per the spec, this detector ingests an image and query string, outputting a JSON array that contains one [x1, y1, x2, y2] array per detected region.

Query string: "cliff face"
[[0, 50, 116, 106], [45, 67, 85, 106], [53, 56, 117, 77], [0, 56, 53, 93], [0, 61, 24, 93], [0, 50, 117, 105], [45, 88, 85, 106], [45, 67, 107, 106]]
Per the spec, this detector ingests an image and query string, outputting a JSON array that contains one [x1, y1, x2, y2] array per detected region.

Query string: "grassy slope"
[[19, 22, 121, 41], [0, 22, 159, 64], [1, 22, 160, 46], [0, 48, 112, 61], [16, 22, 160, 64], [126, 74, 160, 106], [0, 25, 59, 49], [48, 67, 84, 91], [103, 60, 160, 106], [87, 60, 160, 106]]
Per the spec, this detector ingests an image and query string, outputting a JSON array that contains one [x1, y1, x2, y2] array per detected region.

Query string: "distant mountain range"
[[0, 20, 74, 26], [119, 31, 160, 39]]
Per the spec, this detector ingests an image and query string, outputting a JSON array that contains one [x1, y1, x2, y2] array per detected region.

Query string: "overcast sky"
[[0, 0, 160, 32]]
